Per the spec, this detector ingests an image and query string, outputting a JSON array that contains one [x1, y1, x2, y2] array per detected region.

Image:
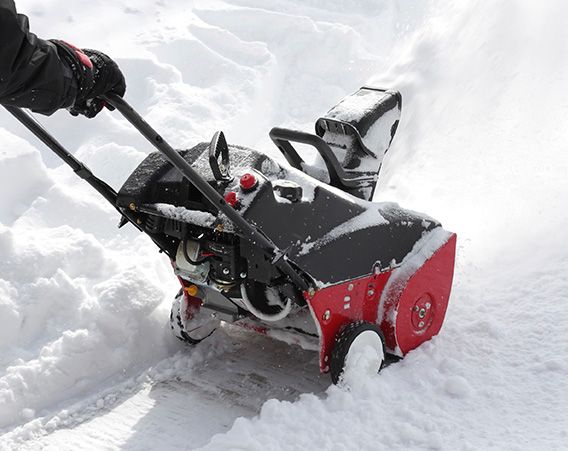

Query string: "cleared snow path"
[[2, 328, 327, 450]]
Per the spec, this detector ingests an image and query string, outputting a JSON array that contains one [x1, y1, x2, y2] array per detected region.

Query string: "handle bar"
[[102, 94, 310, 292]]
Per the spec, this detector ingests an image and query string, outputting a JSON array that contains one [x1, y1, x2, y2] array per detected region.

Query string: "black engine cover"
[[117, 145, 439, 286]]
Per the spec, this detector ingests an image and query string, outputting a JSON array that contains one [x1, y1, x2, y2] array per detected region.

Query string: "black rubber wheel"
[[330, 321, 386, 384], [169, 291, 218, 344]]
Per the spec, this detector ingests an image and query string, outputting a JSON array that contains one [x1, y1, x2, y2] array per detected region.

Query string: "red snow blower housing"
[[5, 87, 456, 383]]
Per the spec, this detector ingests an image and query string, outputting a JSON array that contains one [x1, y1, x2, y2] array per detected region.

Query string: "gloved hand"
[[69, 49, 126, 118], [51, 41, 126, 118]]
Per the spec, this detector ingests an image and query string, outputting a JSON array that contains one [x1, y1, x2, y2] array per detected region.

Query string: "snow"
[[153, 203, 217, 228], [1, 0, 568, 450], [0, 131, 52, 224]]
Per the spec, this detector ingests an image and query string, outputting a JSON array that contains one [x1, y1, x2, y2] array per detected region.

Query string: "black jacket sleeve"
[[0, 0, 77, 114]]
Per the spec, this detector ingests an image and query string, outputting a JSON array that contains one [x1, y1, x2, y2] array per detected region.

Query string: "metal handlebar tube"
[[3, 105, 174, 256], [102, 94, 310, 292], [269, 127, 345, 187], [269, 127, 373, 190]]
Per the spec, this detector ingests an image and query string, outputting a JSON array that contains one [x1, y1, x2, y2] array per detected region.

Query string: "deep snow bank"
[[0, 215, 177, 428], [0, 92, 184, 428], [0, 131, 52, 225]]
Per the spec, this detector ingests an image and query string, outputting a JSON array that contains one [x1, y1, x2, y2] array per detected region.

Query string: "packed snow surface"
[[1, 0, 568, 450]]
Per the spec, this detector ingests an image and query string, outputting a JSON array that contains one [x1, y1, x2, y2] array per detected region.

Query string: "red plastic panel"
[[305, 271, 391, 372], [379, 233, 457, 355]]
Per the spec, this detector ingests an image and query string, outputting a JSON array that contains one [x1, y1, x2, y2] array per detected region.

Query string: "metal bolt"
[[348, 284, 354, 291], [415, 306, 420, 312], [240, 272, 247, 279], [323, 310, 331, 321], [308, 287, 316, 297], [426, 302, 431, 309], [324, 355, 329, 362], [222, 268, 230, 275], [419, 308, 426, 319], [136, 218, 143, 225], [367, 289, 375, 297], [129, 202, 137, 211], [419, 321, 425, 328], [344, 296, 351, 303]]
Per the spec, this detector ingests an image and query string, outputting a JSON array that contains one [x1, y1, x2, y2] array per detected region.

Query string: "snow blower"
[[5, 87, 457, 383]]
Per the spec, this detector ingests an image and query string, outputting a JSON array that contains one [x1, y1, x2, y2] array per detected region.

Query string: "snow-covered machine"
[[5, 87, 456, 383]]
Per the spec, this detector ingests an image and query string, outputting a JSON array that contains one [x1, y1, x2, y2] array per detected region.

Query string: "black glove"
[[69, 49, 126, 118], [52, 41, 126, 118]]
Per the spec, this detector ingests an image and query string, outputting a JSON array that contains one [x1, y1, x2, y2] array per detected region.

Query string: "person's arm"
[[0, 0, 125, 117]]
